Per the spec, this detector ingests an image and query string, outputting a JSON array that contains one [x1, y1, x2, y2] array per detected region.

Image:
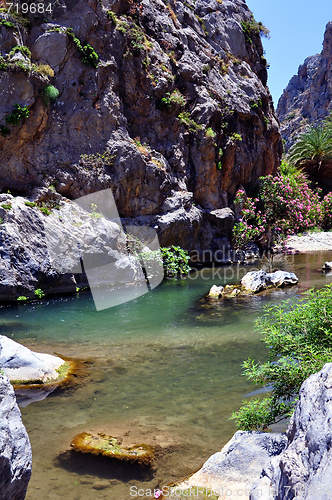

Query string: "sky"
[[245, 0, 331, 107]]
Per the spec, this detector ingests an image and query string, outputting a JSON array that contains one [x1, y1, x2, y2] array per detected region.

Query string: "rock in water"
[[208, 285, 224, 298], [251, 363, 332, 499], [0, 373, 32, 499], [0, 335, 66, 384], [268, 270, 298, 287], [322, 262, 332, 270], [240, 270, 269, 292], [70, 432, 154, 467], [241, 270, 298, 292]]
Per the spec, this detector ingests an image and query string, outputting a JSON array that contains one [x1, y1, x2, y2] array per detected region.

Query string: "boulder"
[[0, 335, 66, 384], [241, 270, 298, 293], [0, 373, 32, 499], [208, 285, 224, 298], [250, 363, 332, 499], [175, 431, 287, 499], [322, 261, 332, 270], [240, 270, 268, 293]]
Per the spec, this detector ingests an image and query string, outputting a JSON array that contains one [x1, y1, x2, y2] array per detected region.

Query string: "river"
[[1, 252, 331, 499]]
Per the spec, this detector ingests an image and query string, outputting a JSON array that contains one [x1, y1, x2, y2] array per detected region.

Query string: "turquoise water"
[[1, 252, 331, 499]]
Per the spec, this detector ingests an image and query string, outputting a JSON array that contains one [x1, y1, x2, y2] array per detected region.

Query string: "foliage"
[[161, 246, 191, 277], [287, 123, 332, 170], [66, 28, 99, 68], [107, 10, 118, 24], [80, 151, 115, 170], [232, 160, 331, 249], [42, 85, 59, 105], [24, 201, 36, 208], [178, 112, 202, 133], [230, 133, 242, 142], [205, 127, 216, 139], [231, 285, 332, 430], [17, 296, 28, 301], [9, 45, 31, 59], [0, 19, 15, 29], [5, 103, 29, 125], [241, 16, 270, 44], [34, 288, 45, 299], [1, 203, 12, 210], [160, 89, 186, 108], [33, 63, 54, 77]]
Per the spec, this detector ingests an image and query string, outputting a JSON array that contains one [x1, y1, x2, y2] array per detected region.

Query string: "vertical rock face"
[[0, 370, 32, 500], [0, 0, 281, 256], [277, 21, 332, 150], [250, 363, 332, 500]]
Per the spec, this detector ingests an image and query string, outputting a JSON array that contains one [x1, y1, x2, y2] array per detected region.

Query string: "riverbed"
[[1, 252, 331, 499]]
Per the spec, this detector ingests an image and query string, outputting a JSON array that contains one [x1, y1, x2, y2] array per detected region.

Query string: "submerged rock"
[[0, 373, 32, 499], [0, 335, 67, 384], [175, 431, 287, 499], [70, 432, 154, 467]]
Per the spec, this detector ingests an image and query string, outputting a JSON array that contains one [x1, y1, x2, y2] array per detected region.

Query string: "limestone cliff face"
[[0, 0, 281, 257], [277, 21, 332, 150]]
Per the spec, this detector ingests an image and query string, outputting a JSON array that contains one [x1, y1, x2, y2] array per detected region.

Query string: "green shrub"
[[17, 296, 28, 301], [24, 201, 36, 207], [9, 45, 31, 59], [0, 20, 15, 29], [1, 203, 12, 210], [107, 10, 118, 24], [205, 127, 216, 139], [42, 85, 59, 105], [5, 104, 29, 125], [66, 28, 99, 68], [178, 112, 202, 133], [35, 288, 45, 299], [231, 285, 332, 430], [161, 246, 191, 277], [160, 89, 186, 108], [241, 16, 270, 44]]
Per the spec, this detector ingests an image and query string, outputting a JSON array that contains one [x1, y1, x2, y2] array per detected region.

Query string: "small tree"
[[231, 285, 332, 430], [287, 124, 332, 171]]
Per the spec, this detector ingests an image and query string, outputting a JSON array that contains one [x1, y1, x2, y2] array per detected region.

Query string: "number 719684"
[[6, 3, 53, 14]]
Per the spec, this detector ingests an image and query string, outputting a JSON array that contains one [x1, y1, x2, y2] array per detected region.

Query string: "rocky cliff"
[[0, 371, 32, 500], [277, 21, 332, 150], [0, 0, 281, 267]]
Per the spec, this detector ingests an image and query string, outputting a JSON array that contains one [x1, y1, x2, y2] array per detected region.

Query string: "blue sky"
[[246, 0, 331, 107]]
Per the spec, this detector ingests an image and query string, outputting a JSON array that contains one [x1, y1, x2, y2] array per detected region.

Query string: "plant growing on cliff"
[[241, 16, 270, 44], [5, 103, 29, 125], [66, 28, 99, 68], [35, 288, 45, 299], [9, 45, 31, 59], [178, 112, 202, 133], [160, 89, 186, 109], [42, 85, 59, 106], [231, 285, 332, 430], [161, 246, 191, 277]]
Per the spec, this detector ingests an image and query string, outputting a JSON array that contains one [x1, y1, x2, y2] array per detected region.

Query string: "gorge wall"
[[0, 0, 282, 295], [277, 21, 332, 150]]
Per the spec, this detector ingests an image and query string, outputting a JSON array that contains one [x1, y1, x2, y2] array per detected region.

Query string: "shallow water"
[[1, 251, 331, 499]]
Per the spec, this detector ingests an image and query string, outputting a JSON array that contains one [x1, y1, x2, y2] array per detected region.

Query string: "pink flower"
[[154, 490, 163, 499]]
